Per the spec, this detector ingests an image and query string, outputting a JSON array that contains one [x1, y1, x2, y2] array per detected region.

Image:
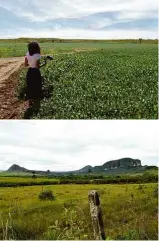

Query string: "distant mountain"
[[103, 158, 141, 169], [74, 165, 93, 173], [6, 158, 157, 176], [8, 164, 28, 172], [7, 164, 47, 175]]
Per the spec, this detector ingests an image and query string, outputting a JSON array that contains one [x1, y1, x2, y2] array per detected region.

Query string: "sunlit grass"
[[0, 183, 158, 240]]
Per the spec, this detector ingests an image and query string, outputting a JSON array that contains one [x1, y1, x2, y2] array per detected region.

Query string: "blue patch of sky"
[[49, 11, 121, 29], [102, 18, 158, 30], [0, 8, 122, 30], [0, 7, 32, 28]]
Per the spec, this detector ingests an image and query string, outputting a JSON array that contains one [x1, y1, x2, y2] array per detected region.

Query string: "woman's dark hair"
[[28, 42, 41, 56]]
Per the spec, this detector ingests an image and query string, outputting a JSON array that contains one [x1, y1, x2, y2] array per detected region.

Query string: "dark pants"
[[26, 68, 42, 100]]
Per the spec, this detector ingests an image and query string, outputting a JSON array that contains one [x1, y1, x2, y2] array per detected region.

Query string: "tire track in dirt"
[[0, 57, 27, 119]]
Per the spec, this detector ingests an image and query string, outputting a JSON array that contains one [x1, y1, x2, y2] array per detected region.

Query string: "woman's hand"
[[39, 57, 47, 68], [24, 57, 29, 67]]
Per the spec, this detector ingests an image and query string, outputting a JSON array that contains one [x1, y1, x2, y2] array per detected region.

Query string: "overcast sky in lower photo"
[[0, 120, 158, 171]]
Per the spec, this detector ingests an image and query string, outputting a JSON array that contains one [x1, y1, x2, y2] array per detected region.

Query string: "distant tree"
[[88, 168, 92, 174], [32, 171, 36, 179], [139, 38, 142, 44], [46, 170, 50, 178]]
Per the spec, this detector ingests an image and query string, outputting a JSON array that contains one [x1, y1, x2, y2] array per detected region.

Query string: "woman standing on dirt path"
[[25, 42, 47, 108]]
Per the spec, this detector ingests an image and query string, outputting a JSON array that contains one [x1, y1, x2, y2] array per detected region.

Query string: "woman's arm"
[[37, 58, 47, 68]]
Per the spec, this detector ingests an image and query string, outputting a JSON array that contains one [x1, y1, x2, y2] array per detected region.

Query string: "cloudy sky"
[[0, 120, 158, 171], [0, 0, 158, 39]]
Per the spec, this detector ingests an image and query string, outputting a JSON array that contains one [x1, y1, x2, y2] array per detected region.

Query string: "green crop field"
[[18, 44, 158, 119], [0, 183, 158, 240], [0, 42, 138, 58], [0, 39, 157, 58], [0, 42, 96, 57]]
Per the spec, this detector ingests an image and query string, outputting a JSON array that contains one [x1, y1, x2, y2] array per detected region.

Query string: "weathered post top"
[[88, 190, 100, 206]]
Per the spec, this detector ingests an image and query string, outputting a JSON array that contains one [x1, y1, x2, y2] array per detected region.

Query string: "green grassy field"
[[0, 176, 60, 187], [0, 42, 98, 57], [0, 169, 158, 187], [0, 40, 157, 58], [0, 42, 134, 58], [0, 171, 33, 177], [18, 44, 158, 119], [0, 183, 158, 240]]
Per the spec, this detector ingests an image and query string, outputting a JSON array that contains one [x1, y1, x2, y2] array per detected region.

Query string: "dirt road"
[[0, 57, 27, 119]]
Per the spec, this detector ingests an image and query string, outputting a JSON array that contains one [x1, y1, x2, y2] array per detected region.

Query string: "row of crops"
[[18, 45, 158, 119]]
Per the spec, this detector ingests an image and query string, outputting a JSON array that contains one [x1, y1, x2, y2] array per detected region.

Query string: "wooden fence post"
[[88, 190, 106, 240]]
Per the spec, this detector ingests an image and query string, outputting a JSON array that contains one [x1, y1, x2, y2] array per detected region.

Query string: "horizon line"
[[0, 37, 158, 40]]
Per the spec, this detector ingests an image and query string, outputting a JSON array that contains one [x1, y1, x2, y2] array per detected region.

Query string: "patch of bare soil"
[[72, 48, 97, 52], [0, 57, 27, 119]]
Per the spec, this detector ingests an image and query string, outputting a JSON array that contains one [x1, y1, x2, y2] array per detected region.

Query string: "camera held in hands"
[[46, 55, 54, 60]]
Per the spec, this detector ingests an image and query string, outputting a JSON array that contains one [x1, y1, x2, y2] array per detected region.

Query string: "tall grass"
[[0, 183, 158, 240]]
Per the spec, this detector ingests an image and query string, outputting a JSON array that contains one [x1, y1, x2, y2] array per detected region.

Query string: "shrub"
[[38, 190, 55, 201]]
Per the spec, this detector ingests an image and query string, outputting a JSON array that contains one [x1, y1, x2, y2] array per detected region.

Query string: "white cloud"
[[89, 19, 113, 29], [117, 10, 158, 21], [0, 0, 158, 21], [0, 120, 158, 171], [0, 27, 157, 39]]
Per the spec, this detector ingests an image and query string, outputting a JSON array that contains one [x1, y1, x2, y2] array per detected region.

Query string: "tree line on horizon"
[[0, 38, 158, 44]]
